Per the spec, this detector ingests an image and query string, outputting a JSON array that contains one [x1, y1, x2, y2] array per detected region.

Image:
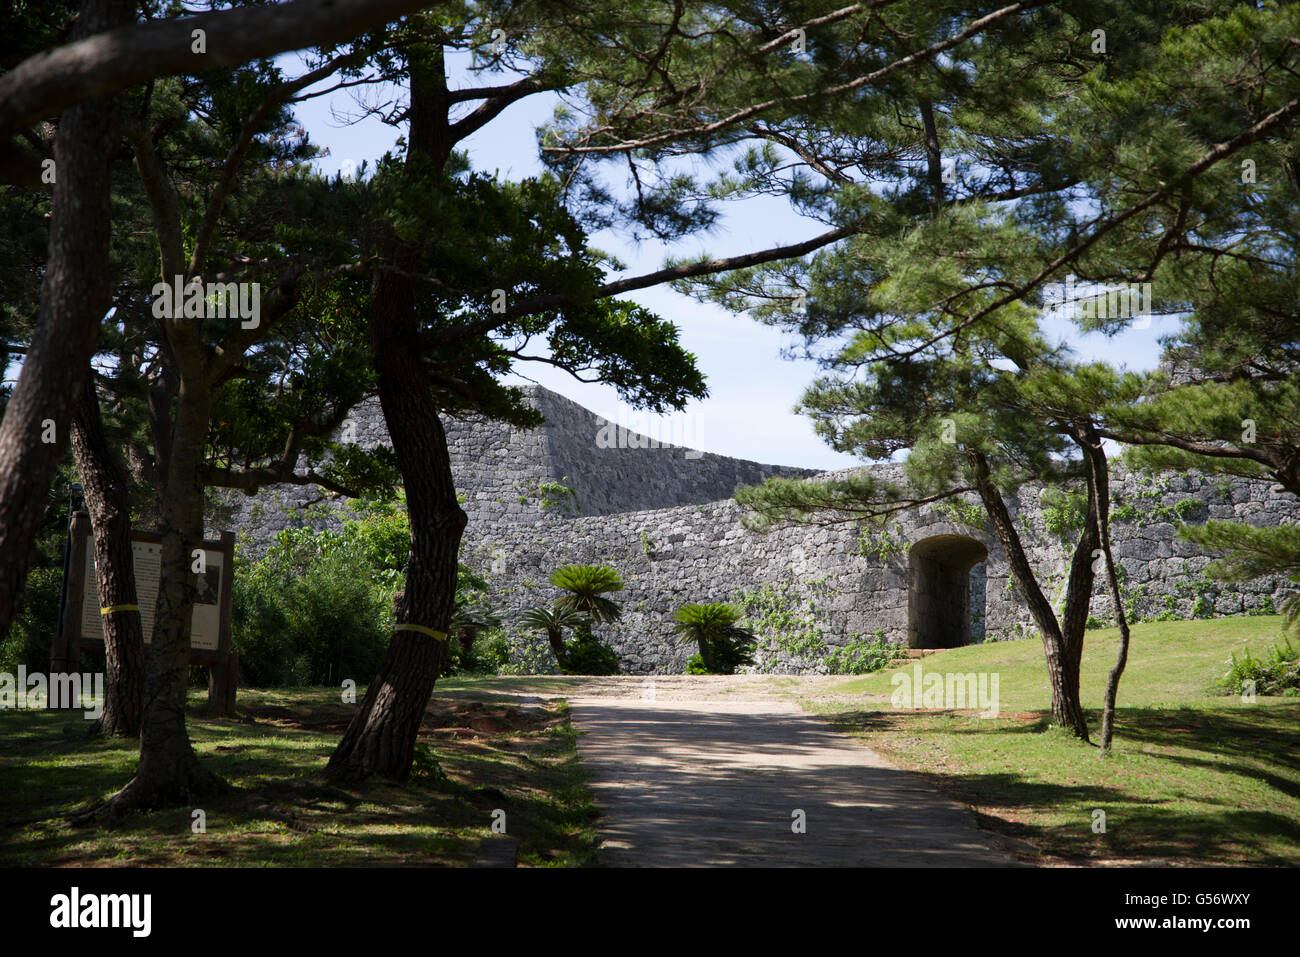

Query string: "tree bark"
[[545, 626, 568, 669], [0, 0, 133, 640], [0, 0, 431, 136], [327, 48, 466, 782], [326, 259, 466, 780], [70, 373, 143, 735], [967, 450, 1093, 739], [106, 379, 226, 810], [698, 634, 716, 673], [1081, 425, 1131, 755], [920, 98, 945, 214]]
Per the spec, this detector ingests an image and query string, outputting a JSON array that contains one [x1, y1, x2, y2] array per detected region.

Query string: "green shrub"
[[670, 602, 756, 674], [497, 631, 562, 675], [561, 627, 621, 675], [1251, 596, 1277, 616], [448, 628, 511, 675], [410, 743, 451, 788], [232, 500, 500, 687], [823, 633, 903, 675], [233, 535, 392, 687], [1, 565, 62, 675], [684, 653, 710, 675], [1220, 637, 1300, 697]]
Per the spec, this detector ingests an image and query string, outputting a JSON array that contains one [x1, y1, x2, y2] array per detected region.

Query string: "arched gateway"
[[907, 534, 989, 649]]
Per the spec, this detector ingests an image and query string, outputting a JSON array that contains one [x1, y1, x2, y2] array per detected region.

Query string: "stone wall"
[[222, 385, 815, 550], [227, 385, 1299, 675], [461, 466, 1294, 674]]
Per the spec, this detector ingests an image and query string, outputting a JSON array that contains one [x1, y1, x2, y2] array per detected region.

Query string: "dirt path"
[[560, 676, 1026, 867]]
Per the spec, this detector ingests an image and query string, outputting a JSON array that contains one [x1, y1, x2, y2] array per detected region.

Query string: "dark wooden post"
[[51, 511, 91, 679], [206, 531, 237, 715], [207, 651, 238, 715]]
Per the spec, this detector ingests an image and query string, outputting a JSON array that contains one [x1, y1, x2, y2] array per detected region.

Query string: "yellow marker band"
[[394, 624, 448, 641], [100, 604, 140, 615]]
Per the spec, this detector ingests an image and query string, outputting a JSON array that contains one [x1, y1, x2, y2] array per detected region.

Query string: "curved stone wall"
[[226, 385, 1299, 674]]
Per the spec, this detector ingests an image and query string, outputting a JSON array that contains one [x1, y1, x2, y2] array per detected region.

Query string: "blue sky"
[[290, 52, 1174, 469]]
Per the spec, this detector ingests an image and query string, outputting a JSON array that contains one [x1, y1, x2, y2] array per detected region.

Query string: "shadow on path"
[[570, 696, 1025, 867]]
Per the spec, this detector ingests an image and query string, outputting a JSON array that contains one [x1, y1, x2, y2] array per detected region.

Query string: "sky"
[[277, 51, 1175, 469]]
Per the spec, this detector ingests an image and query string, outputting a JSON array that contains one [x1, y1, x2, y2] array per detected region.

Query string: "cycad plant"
[[550, 564, 625, 622], [448, 602, 502, 674], [670, 602, 756, 674], [548, 564, 624, 674], [518, 604, 591, 670]]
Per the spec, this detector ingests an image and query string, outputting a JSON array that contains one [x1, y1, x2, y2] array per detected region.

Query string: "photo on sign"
[[195, 566, 222, 605]]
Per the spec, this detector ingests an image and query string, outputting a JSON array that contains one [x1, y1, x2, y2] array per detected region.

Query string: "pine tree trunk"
[[920, 99, 945, 213], [1082, 427, 1131, 754], [0, 0, 132, 638], [107, 385, 225, 810], [326, 48, 467, 783], [968, 450, 1092, 739], [326, 267, 465, 780], [70, 375, 143, 735]]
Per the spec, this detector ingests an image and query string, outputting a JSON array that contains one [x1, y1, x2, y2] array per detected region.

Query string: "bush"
[[497, 631, 562, 675], [232, 500, 503, 686], [447, 628, 511, 676], [823, 633, 903, 675], [233, 535, 392, 687], [670, 602, 755, 674], [1220, 637, 1300, 697], [561, 627, 621, 675], [476, 631, 512, 672], [410, 743, 451, 788], [1, 566, 62, 675], [684, 653, 710, 675]]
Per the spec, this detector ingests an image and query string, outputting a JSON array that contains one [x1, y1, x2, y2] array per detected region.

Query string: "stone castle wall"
[[225, 386, 814, 548], [227, 385, 1299, 675]]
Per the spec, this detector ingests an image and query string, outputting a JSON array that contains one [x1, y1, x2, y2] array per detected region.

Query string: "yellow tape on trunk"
[[394, 624, 448, 641], [100, 604, 140, 615]]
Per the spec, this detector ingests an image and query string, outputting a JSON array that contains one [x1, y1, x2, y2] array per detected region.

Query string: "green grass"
[[798, 615, 1300, 865], [0, 686, 598, 867]]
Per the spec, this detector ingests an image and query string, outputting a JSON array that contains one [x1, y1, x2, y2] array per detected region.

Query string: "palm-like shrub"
[[453, 602, 501, 645], [447, 603, 502, 674], [550, 564, 625, 622], [545, 564, 624, 674], [670, 602, 756, 675], [518, 604, 591, 669]]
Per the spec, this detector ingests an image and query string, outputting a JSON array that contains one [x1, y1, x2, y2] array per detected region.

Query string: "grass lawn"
[[794, 615, 1300, 866], [0, 686, 598, 867]]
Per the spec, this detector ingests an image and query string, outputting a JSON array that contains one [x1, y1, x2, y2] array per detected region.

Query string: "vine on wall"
[[737, 576, 838, 669]]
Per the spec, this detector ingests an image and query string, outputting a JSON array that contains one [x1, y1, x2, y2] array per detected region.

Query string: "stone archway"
[[907, 534, 989, 649]]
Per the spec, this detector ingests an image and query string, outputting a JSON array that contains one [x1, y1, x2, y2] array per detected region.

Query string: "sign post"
[[52, 518, 238, 714]]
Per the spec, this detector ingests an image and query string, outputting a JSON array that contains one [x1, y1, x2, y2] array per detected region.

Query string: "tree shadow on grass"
[[822, 708, 1053, 736], [0, 695, 597, 866], [1117, 703, 1300, 765], [822, 702, 1300, 864]]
